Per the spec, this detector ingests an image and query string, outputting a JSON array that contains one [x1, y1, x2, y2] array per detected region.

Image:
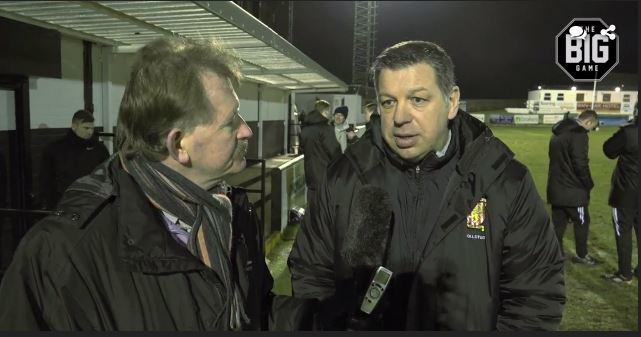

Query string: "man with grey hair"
[[288, 40, 565, 330], [0, 37, 273, 331]]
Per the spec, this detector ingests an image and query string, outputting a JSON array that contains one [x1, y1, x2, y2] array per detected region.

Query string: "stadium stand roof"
[[0, 1, 348, 92]]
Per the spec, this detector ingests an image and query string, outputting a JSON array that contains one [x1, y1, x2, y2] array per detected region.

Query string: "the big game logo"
[[556, 18, 619, 82]]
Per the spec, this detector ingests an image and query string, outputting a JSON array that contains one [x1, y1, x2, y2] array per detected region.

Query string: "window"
[[544, 93, 551, 101], [623, 94, 630, 103], [557, 93, 564, 101], [603, 93, 611, 102], [576, 93, 585, 102]]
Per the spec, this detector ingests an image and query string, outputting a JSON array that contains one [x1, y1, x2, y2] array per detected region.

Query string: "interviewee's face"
[[179, 71, 253, 189], [377, 63, 459, 163]]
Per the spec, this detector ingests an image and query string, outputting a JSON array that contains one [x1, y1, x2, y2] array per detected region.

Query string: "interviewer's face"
[[179, 71, 253, 188], [377, 63, 459, 163]]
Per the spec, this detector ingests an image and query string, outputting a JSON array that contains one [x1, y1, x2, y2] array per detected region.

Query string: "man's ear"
[[447, 86, 460, 120], [165, 128, 190, 165]]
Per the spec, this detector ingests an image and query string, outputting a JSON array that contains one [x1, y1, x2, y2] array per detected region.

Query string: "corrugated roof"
[[0, 1, 348, 92]]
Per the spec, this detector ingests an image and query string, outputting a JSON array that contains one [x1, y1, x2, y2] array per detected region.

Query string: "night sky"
[[291, 1, 638, 99]]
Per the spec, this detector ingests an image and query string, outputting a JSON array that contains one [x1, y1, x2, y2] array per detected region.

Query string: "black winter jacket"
[[0, 156, 273, 330], [288, 112, 565, 330], [547, 118, 594, 206], [300, 110, 342, 191], [39, 130, 110, 209], [603, 119, 638, 209]]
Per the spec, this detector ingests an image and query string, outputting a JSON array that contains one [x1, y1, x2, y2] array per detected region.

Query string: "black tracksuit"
[[547, 118, 594, 258], [603, 119, 639, 278]]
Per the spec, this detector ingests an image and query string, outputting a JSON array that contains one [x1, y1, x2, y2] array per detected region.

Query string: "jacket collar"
[[68, 156, 207, 273], [345, 111, 508, 181]]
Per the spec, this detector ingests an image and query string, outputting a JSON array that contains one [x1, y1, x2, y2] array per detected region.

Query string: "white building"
[[526, 88, 637, 115]]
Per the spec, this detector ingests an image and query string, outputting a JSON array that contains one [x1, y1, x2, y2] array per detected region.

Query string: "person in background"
[[0, 36, 273, 331], [38, 109, 110, 209], [547, 109, 599, 265], [332, 106, 357, 152], [602, 102, 638, 283], [299, 99, 342, 232]]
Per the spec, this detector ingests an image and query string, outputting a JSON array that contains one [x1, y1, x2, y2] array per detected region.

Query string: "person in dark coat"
[[601, 103, 638, 283], [299, 100, 342, 224], [300, 100, 341, 190], [547, 109, 599, 265], [0, 37, 273, 331], [288, 41, 565, 330], [38, 109, 110, 209]]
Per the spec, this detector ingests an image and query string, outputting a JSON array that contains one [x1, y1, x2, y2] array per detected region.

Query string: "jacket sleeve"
[[0, 230, 71, 330], [497, 166, 565, 331], [569, 133, 594, 190], [603, 127, 626, 159], [287, 174, 336, 301]]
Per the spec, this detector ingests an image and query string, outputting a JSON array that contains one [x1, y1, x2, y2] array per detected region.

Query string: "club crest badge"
[[466, 197, 487, 232]]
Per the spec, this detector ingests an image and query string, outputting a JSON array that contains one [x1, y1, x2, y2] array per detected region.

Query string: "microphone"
[[339, 185, 394, 330]]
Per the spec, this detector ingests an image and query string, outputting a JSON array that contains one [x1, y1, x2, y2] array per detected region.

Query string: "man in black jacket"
[[299, 100, 342, 228], [602, 103, 638, 283], [0, 37, 273, 330], [38, 109, 110, 209], [288, 41, 564, 330], [300, 100, 341, 191], [547, 109, 599, 265]]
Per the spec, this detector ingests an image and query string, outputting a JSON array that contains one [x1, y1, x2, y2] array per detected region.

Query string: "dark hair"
[[578, 109, 598, 122], [72, 109, 94, 124], [116, 36, 242, 161], [370, 41, 456, 100]]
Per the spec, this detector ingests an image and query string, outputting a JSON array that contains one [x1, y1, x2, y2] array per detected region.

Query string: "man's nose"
[[393, 101, 412, 126], [238, 116, 253, 139]]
